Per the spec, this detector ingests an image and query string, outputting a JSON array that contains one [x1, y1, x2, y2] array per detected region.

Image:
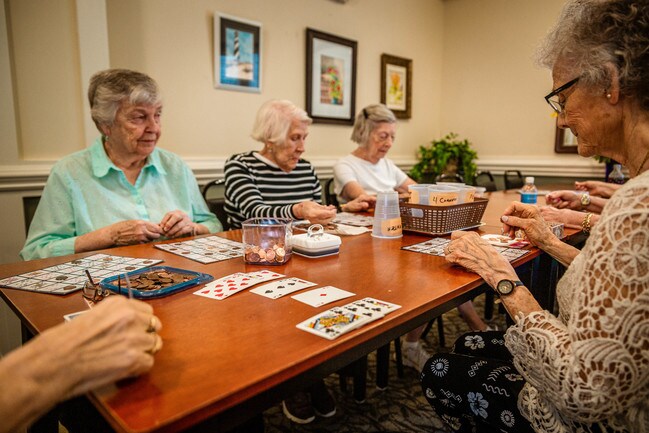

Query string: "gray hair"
[[250, 100, 312, 146], [350, 104, 396, 146], [537, 0, 649, 110], [88, 69, 162, 132]]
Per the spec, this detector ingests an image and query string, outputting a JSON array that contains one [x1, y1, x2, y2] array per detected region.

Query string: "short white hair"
[[250, 100, 312, 146], [350, 104, 396, 147]]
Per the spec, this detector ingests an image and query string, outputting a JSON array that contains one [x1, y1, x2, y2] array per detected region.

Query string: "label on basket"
[[381, 217, 403, 236], [409, 189, 420, 204], [428, 191, 459, 206]]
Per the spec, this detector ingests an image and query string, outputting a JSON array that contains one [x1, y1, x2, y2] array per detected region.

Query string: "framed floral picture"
[[214, 13, 261, 92], [381, 54, 412, 119], [306, 28, 357, 125]]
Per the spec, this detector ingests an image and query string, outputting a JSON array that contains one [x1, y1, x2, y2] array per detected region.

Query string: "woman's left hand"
[[342, 194, 376, 212], [444, 231, 518, 287], [159, 210, 195, 238], [545, 190, 583, 210]]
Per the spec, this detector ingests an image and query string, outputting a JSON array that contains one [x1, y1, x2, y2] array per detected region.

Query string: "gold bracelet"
[[581, 212, 593, 234]]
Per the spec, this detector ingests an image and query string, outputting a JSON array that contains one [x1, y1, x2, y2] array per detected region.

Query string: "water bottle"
[[608, 164, 625, 184], [520, 176, 538, 204]]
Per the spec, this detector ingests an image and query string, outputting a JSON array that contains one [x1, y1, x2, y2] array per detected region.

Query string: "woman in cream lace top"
[[420, 1, 649, 432]]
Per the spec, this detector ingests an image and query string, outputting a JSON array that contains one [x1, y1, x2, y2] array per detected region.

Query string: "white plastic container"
[[292, 224, 342, 258]]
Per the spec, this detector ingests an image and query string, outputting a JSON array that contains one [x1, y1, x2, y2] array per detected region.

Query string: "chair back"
[[473, 171, 497, 192], [435, 173, 465, 183], [504, 170, 524, 190], [202, 179, 230, 231], [324, 178, 340, 209]]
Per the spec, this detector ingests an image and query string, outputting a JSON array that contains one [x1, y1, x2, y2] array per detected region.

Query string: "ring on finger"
[[146, 316, 157, 333], [147, 334, 160, 355]]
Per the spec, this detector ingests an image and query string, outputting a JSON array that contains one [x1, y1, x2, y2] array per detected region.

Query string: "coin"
[[265, 249, 276, 261]]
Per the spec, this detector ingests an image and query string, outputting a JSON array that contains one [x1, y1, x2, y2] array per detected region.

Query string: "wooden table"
[[0, 190, 567, 433]]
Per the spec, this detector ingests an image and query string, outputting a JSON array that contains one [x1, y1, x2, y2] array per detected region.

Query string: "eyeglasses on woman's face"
[[544, 77, 580, 114]]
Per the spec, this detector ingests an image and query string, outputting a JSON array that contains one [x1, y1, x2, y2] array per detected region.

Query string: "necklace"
[[635, 148, 649, 177]]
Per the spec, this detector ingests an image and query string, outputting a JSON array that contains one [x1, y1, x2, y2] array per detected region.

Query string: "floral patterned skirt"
[[420, 330, 534, 433]]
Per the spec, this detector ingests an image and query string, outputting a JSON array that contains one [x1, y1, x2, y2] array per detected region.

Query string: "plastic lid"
[[525, 176, 534, 183]]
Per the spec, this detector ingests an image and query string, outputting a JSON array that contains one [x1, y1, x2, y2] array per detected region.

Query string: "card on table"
[[249, 277, 317, 299], [63, 310, 88, 321], [291, 286, 355, 307], [296, 309, 371, 340], [349, 297, 402, 315], [193, 270, 285, 300]]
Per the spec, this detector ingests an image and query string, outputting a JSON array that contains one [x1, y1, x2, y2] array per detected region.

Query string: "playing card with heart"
[[193, 272, 254, 300], [291, 286, 355, 307], [245, 269, 285, 284], [296, 309, 371, 340], [249, 277, 317, 299]]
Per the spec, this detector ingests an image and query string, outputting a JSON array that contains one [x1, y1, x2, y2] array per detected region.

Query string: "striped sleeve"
[[224, 153, 322, 228]]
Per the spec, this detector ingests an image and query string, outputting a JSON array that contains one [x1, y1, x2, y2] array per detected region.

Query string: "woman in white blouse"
[[421, 1, 649, 432]]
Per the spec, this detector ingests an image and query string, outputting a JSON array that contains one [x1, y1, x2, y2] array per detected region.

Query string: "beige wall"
[[106, 0, 445, 162]]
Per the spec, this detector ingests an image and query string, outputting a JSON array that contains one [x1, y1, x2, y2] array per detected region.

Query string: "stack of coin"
[[128, 271, 193, 291], [244, 243, 289, 264]]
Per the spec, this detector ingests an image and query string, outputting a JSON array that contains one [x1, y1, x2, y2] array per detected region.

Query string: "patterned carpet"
[[263, 295, 507, 433]]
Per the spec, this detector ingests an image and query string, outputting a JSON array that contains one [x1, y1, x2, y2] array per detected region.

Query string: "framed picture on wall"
[[306, 28, 357, 125], [380, 54, 412, 119], [214, 13, 261, 92], [554, 122, 578, 153]]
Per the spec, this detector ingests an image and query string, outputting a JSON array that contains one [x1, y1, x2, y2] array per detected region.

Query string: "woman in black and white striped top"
[[224, 100, 345, 229]]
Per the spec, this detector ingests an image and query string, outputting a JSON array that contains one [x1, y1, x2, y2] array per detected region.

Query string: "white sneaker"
[[401, 341, 431, 372]]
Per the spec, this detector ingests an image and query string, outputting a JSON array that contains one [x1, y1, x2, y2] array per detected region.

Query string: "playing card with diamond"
[[291, 286, 355, 307], [193, 272, 252, 300], [249, 277, 317, 299], [296, 309, 371, 340]]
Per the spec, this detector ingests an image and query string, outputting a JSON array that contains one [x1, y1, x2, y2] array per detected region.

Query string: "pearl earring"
[[606, 94, 612, 99]]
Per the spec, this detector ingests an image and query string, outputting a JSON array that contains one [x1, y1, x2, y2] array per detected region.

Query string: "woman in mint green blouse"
[[20, 69, 221, 260]]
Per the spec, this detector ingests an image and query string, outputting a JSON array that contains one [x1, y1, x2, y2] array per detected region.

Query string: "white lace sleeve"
[[505, 172, 649, 431]]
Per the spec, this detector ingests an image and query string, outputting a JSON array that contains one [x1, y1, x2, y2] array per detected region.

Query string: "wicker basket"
[[399, 198, 489, 235]]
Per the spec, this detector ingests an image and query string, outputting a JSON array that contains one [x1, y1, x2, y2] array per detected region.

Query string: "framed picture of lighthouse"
[[214, 13, 261, 92]]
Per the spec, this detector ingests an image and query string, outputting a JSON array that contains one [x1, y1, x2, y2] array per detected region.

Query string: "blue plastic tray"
[[99, 266, 213, 299]]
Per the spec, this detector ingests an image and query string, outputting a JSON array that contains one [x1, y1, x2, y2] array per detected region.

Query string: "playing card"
[[64, 310, 88, 321], [296, 309, 371, 340], [245, 269, 285, 284], [337, 302, 385, 322], [249, 277, 317, 299], [193, 272, 253, 300], [351, 297, 402, 315], [291, 286, 355, 307]]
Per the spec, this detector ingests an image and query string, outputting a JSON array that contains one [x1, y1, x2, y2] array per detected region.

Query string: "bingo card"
[[155, 236, 244, 264], [402, 237, 530, 262]]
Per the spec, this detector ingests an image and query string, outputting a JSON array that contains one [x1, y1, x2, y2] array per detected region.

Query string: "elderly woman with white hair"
[[225, 99, 372, 229], [20, 69, 221, 260], [333, 104, 411, 209]]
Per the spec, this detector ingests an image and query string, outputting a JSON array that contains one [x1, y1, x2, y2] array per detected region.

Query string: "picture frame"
[[306, 28, 357, 125], [554, 122, 578, 153], [214, 13, 261, 92], [380, 54, 412, 119]]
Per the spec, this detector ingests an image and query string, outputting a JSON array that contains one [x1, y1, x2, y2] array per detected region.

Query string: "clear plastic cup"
[[408, 184, 432, 205], [372, 191, 402, 238]]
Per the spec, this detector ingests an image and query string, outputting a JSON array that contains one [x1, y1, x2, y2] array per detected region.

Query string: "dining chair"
[[473, 171, 497, 192], [504, 170, 524, 190], [324, 178, 340, 209], [202, 178, 231, 231], [435, 173, 465, 183]]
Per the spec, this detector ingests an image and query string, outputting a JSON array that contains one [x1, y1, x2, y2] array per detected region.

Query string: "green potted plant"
[[409, 133, 478, 184]]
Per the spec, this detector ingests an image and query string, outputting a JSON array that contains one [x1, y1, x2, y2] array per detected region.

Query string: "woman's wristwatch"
[[580, 193, 591, 209], [496, 279, 524, 296]]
